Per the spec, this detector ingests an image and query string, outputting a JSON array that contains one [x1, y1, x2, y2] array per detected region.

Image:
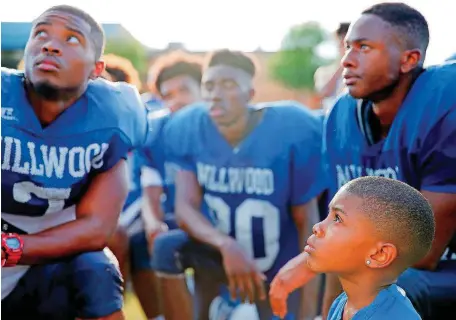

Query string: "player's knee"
[[129, 231, 153, 273], [68, 250, 124, 318], [151, 229, 190, 275]]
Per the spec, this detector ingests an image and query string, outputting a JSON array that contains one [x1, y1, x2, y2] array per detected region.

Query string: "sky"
[[1, 0, 455, 65]]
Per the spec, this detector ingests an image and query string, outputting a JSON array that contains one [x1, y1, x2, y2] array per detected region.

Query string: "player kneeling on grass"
[[270, 176, 435, 320], [1, 5, 148, 320]]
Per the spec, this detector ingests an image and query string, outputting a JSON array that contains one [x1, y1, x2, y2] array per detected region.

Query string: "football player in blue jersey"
[[151, 49, 325, 320], [100, 55, 166, 320], [269, 3, 456, 320], [141, 51, 204, 320], [1, 5, 148, 320]]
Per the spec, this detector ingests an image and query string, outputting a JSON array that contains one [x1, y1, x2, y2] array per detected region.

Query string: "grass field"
[[124, 270, 194, 319], [124, 291, 147, 320]]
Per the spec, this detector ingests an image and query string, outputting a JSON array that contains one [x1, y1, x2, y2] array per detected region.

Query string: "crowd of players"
[[1, 2, 455, 320]]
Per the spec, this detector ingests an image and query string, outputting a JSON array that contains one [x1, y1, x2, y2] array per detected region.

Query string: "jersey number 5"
[[13, 181, 72, 214], [204, 194, 280, 272]]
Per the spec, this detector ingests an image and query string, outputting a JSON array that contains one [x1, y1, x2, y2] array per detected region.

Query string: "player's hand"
[[269, 275, 290, 319], [219, 238, 266, 303], [270, 253, 318, 319], [146, 222, 169, 254]]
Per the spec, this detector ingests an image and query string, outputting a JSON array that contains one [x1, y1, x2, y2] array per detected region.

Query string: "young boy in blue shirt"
[[270, 176, 435, 319]]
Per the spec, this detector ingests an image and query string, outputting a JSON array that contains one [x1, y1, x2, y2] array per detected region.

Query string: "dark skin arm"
[[175, 170, 266, 303], [175, 170, 229, 248], [143, 185, 165, 223], [414, 191, 456, 270], [18, 160, 129, 265], [292, 198, 321, 320], [142, 185, 168, 250]]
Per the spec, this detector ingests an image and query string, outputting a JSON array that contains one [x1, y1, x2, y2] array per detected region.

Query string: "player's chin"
[[30, 71, 61, 86], [346, 86, 366, 99]]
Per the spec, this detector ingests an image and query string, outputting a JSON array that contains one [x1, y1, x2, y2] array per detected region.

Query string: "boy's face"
[[305, 189, 378, 275]]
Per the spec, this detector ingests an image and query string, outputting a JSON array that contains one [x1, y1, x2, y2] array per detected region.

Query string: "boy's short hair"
[[343, 176, 435, 266], [147, 50, 203, 96], [336, 22, 350, 38]]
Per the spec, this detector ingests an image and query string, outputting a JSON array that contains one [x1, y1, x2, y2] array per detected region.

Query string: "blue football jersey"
[[1, 68, 148, 298], [140, 108, 177, 217], [1, 68, 148, 234], [323, 62, 456, 255], [165, 101, 326, 280]]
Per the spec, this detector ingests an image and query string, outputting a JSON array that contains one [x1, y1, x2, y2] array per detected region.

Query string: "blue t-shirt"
[[165, 101, 326, 280], [328, 284, 420, 320]]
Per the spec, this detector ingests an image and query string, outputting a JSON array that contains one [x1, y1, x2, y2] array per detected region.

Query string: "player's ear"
[[400, 49, 422, 73], [90, 60, 105, 80], [366, 242, 397, 269], [249, 88, 255, 101]]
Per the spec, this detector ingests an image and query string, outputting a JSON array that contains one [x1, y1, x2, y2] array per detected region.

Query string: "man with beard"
[[1, 5, 148, 319]]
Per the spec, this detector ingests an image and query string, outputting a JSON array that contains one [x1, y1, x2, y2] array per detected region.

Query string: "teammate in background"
[[314, 22, 350, 113], [152, 49, 325, 320], [102, 54, 163, 320], [103, 53, 143, 90], [272, 177, 434, 320], [269, 3, 456, 320], [1, 5, 147, 320], [140, 51, 203, 320]]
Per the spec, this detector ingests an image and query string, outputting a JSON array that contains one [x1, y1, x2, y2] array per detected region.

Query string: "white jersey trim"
[[141, 166, 163, 187]]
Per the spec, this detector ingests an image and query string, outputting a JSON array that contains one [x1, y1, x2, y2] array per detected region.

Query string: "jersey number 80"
[[204, 194, 280, 272]]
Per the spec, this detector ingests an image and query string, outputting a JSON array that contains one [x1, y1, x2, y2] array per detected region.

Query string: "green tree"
[[269, 22, 329, 90], [104, 38, 147, 74]]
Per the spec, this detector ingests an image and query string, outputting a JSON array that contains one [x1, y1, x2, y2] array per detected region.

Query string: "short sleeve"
[[163, 114, 196, 173], [94, 133, 132, 173], [327, 293, 347, 320], [290, 120, 327, 205], [420, 109, 456, 193], [94, 85, 149, 172], [119, 83, 149, 148], [138, 147, 163, 187]]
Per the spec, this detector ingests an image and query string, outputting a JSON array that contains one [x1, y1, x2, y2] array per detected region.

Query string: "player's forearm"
[[414, 191, 456, 270], [276, 252, 318, 294], [142, 186, 165, 229], [19, 216, 112, 265], [176, 202, 231, 250], [413, 216, 454, 270]]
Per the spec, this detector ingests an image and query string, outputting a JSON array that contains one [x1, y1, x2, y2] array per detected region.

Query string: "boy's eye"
[[333, 213, 342, 223]]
